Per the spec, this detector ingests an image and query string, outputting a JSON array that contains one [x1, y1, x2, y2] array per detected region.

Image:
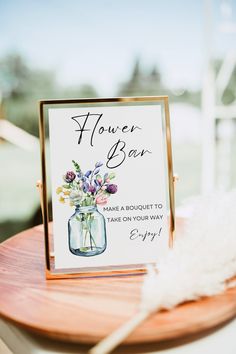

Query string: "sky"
[[0, 0, 236, 94]]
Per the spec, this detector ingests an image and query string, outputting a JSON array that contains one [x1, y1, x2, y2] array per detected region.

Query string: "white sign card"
[[39, 97, 175, 278]]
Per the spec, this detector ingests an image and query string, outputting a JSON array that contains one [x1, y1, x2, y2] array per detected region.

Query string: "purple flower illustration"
[[106, 184, 118, 194], [64, 171, 76, 183], [82, 182, 90, 193], [85, 170, 92, 178], [57, 160, 118, 207], [94, 168, 100, 175], [95, 161, 103, 168], [89, 185, 96, 194]]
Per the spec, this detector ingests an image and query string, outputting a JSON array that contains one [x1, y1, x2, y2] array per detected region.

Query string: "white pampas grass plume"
[[89, 190, 236, 354], [141, 191, 236, 313]]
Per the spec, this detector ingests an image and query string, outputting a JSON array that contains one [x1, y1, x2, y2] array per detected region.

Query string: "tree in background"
[[0, 53, 98, 136], [118, 58, 164, 96], [118, 58, 200, 106]]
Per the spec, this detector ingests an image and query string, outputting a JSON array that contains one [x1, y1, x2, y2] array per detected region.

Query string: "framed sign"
[[39, 96, 175, 279]]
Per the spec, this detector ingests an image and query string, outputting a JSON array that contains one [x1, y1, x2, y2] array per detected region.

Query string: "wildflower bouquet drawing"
[[56, 160, 118, 257]]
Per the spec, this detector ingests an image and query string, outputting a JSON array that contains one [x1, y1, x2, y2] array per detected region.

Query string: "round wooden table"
[[0, 223, 236, 348]]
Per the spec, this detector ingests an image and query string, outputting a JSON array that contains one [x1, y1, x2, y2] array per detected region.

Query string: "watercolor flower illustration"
[[56, 160, 118, 207], [56, 160, 118, 257]]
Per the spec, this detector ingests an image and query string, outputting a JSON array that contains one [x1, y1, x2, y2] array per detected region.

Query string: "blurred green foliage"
[[0, 53, 98, 136], [118, 58, 201, 106]]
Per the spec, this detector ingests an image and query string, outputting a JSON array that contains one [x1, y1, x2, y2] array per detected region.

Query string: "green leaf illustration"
[[109, 172, 116, 180], [72, 160, 81, 172]]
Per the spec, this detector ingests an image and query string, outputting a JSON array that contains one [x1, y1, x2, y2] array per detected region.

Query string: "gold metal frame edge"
[[39, 96, 175, 279]]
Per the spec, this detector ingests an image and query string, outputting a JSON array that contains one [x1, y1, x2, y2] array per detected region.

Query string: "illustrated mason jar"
[[68, 205, 107, 257]]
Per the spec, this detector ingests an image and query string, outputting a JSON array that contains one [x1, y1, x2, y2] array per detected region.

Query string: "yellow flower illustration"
[[59, 196, 65, 203], [56, 187, 63, 194]]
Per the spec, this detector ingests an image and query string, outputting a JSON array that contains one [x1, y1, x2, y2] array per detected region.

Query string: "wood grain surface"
[[0, 222, 236, 344]]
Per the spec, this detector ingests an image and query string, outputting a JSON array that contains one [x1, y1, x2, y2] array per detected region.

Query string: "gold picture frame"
[[38, 96, 175, 279]]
